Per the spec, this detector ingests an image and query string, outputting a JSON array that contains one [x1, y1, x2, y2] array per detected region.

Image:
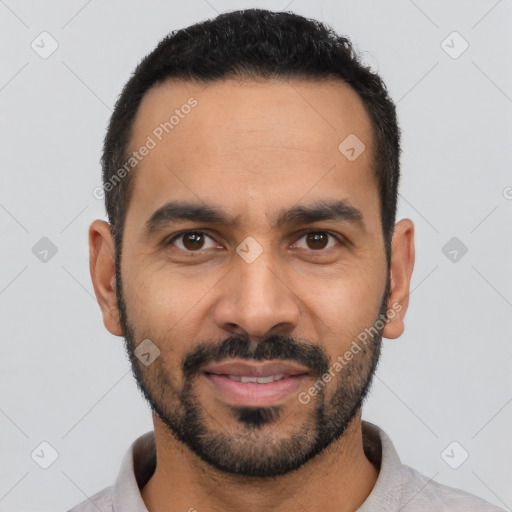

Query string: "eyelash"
[[164, 230, 345, 254]]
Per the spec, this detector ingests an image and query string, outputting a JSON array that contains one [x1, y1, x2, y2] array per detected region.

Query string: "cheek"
[[124, 265, 216, 344], [298, 272, 383, 352]]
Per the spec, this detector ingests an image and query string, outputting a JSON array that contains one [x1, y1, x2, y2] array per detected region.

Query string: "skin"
[[89, 78, 415, 512]]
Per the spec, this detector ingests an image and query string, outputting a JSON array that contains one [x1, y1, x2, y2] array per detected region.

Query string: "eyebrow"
[[143, 198, 366, 237]]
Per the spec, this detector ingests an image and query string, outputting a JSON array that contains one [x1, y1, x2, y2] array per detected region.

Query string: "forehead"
[[124, 77, 378, 233]]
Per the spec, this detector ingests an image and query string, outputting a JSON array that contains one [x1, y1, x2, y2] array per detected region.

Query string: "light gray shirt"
[[68, 421, 504, 511]]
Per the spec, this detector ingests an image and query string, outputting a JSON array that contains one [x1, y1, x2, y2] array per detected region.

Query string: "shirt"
[[67, 421, 505, 511]]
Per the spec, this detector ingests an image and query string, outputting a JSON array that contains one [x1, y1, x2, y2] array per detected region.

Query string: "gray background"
[[0, 0, 511, 510]]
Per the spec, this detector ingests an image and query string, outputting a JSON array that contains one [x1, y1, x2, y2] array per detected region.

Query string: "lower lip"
[[203, 373, 307, 407]]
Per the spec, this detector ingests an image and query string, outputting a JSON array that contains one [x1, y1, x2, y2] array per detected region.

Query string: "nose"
[[212, 251, 301, 340]]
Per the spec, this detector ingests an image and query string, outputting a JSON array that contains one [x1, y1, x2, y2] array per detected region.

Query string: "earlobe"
[[382, 218, 415, 340], [89, 220, 124, 337]]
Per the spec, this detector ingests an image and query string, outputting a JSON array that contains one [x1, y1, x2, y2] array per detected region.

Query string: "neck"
[[141, 412, 379, 512]]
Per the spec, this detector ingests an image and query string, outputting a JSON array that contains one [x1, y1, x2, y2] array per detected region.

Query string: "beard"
[[115, 257, 390, 478]]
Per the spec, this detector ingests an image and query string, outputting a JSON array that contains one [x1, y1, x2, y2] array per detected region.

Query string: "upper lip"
[[202, 359, 309, 378]]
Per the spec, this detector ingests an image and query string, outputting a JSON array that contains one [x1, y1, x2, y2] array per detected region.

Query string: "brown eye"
[[294, 231, 340, 251], [306, 232, 329, 250], [182, 232, 205, 250], [168, 231, 218, 252]]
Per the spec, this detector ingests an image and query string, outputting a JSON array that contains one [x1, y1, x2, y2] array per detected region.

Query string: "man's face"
[[116, 78, 389, 477]]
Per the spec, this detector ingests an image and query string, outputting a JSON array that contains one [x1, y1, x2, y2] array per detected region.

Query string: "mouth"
[[221, 374, 287, 383], [201, 359, 310, 407]]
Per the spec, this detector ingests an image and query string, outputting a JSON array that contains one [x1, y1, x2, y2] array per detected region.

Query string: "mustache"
[[182, 333, 329, 379]]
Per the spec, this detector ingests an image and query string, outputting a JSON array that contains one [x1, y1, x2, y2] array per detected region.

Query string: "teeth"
[[255, 375, 274, 384], [227, 374, 286, 383]]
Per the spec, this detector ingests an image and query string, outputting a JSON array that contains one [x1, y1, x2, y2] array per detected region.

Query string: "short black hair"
[[101, 8, 400, 264]]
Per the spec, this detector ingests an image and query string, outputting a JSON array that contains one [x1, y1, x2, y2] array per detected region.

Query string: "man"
[[70, 9, 503, 512]]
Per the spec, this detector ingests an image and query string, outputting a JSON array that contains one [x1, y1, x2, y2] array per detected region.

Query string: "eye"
[[166, 231, 220, 252], [165, 229, 343, 255], [292, 231, 341, 251]]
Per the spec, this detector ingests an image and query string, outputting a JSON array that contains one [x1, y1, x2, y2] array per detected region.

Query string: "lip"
[[202, 359, 310, 378], [201, 359, 309, 407]]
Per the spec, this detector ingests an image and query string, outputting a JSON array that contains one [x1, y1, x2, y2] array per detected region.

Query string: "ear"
[[382, 218, 415, 339], [89, 220, 123, 336]]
